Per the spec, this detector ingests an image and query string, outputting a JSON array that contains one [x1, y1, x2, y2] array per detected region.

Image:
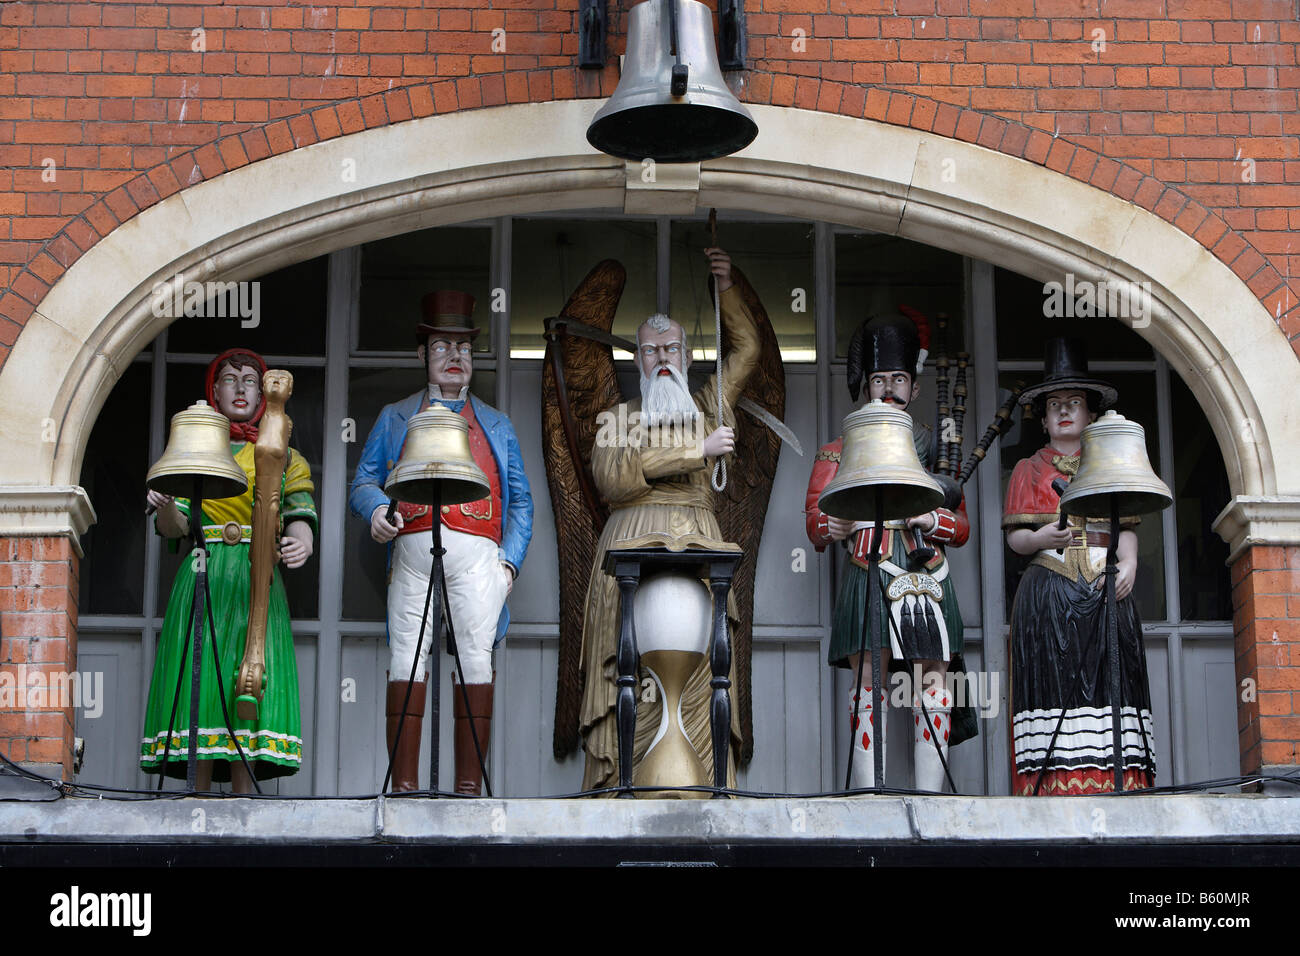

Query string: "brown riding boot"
[[386, 679, 427, 793], [453, 683, 494, 796]]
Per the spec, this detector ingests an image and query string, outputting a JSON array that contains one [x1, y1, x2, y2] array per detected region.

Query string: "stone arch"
[[0, 100, 1296, 550]]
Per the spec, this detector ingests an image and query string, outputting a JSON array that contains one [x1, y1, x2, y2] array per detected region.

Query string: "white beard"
[[639, 363, 699, 428]]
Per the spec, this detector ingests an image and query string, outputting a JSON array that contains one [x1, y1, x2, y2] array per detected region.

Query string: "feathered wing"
[[542, 260, 625, 759], [714, 264, 785, 766]]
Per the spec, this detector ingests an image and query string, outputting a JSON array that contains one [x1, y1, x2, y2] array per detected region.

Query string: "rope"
[[710, 275, 727, 492]]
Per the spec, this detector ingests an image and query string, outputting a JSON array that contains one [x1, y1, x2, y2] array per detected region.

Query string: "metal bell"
[[384, 403, 490, 506], [1059, 410, 1172, 518], [146, 400, 249, 500], [586, 0, 758, 163], [819, 401, 944, 521]]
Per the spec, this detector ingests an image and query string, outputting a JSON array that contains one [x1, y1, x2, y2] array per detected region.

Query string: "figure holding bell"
[[139, 348, 317, 791], [1003, 338, 1157, 795]]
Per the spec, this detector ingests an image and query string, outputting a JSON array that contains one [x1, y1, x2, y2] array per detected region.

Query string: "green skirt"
[[140, 541, 302, 780], [828, 560, 965, 666]]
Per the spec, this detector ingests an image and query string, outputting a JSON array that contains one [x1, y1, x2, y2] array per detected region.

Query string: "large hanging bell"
[[384, 403, 490, 506], [146, 400, 249, 500], [819, 401, 944, 521], [586, 0, 758, 163], [1059, 410, 1172, 518]]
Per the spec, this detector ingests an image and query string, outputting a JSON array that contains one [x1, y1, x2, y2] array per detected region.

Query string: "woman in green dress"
[[140, 348, 317, 791]]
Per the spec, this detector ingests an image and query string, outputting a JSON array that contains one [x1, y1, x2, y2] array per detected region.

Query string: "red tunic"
[[803, 436, 969, 566], [396, 400, 503, 544]]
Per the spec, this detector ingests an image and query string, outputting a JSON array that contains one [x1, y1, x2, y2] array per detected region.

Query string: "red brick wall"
[[0, 537, 79, 776], [1232, 544, 1300, 773], [0, 1, 1299, 368]]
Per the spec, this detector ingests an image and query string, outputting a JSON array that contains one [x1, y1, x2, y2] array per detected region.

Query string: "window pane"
[[342, 367, 496, 621], [80, 361, 151, 616], [155, 361, 325, 621], [994, 267, 1153, 361], [164, 256, 327, 356], [670, 218, 816, 361], [509, 218, 657, 357], [1170, 372, 1232, 621], [835, 233, 964, 358], [359, 227, 493, 353], [998, 370, 1166, 623]]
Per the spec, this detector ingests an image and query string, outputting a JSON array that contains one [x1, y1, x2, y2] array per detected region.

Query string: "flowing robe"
[[578, 286, 759, 792]]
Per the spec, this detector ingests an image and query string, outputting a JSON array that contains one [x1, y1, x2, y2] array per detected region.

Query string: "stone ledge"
[[0, 486, 96, 557], [2, 794, 1298, 847]]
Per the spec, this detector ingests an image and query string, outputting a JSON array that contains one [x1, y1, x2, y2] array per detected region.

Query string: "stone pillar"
[[0, 487, 95, 791], [1230, 544, 1300, 782]]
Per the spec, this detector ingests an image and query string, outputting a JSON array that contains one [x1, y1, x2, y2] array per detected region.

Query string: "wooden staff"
[[957, 380, 1025, 485], [235, 370, 294, 721]]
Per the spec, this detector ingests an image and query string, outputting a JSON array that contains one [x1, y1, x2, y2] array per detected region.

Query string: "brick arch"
[[2, 71, 1297, 370], [0, 97, 1296, 531]]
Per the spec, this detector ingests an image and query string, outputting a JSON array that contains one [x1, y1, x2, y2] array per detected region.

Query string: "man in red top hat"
[[350, 291, 533, 794]]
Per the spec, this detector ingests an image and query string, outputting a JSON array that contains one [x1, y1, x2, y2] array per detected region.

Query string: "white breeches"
[[388, 527, 509, 685]]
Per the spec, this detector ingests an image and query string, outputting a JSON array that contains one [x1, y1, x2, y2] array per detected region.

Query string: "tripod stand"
[[155, 479, 261, 794], [381, 488, 493, 797]]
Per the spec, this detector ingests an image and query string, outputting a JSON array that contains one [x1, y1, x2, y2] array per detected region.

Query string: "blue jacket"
[[348, 390, 534, 643]]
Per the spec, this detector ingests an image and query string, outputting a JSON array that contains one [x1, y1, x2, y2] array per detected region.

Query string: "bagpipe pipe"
[[909, 311, 1025, 568]]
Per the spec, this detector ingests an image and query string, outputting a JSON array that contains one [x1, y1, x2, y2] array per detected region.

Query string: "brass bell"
[[384, 403, 490, 506], [1059, 410, 1172, 518], [586, 0, 758, 163], [146, 400, 249, 500], [819, 401, 944, 521]]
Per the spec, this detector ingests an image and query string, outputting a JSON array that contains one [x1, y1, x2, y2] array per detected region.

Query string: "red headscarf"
[[205, 348, 267, 442]]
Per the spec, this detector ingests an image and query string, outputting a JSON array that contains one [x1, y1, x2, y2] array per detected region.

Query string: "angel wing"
[[542, 260, 624, 759], [543, 260, 786, 768], [712, 264, 786, 766]]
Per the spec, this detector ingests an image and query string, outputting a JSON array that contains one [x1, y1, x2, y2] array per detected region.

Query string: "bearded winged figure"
[[543, 248, 787, 791]]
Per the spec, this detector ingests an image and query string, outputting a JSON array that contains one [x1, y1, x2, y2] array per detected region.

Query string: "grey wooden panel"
[[505, 362, 560, 626], [76, 634, 143, 793], [781, 641, 824, 793], [495, 636, 541, 796], [1181, 639, 1239, 787], [276, 636, 318, 797], [945, 644, 988, 796], [496, 636, 584, 797], [337, 633, 459, 796], [754, 371, 823, 627], [739, 642, 787, 793], [1144, 636, 1171, 788]]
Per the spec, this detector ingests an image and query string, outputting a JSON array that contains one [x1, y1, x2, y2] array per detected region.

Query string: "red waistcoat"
[[396, 400, 503, 544]]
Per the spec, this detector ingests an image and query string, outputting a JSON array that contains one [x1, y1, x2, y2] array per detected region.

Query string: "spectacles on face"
[[429, 341, 473, 358], [640, 343, 682, 361]]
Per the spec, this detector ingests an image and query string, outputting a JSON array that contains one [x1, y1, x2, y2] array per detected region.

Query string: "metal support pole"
[[1106, 496, 1124, 793], [186, 482, 207, 792]]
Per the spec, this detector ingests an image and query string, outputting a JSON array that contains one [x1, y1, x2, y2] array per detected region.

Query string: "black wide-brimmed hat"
[[415, 290, 479, 343], [1019, 338, 1118, 410]]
